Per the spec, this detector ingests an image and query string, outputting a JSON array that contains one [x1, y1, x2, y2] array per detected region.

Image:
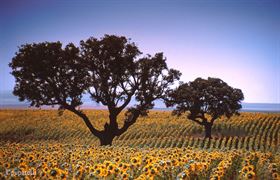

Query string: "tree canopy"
[[9, 34, 181, 145], [165, 77, 244, 139]]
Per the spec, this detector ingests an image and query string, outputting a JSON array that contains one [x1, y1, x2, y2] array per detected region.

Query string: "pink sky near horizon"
[[0, 0, 279, 103]]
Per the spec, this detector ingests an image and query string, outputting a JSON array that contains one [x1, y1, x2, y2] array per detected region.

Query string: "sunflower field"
[[0, 110, 279, 179]]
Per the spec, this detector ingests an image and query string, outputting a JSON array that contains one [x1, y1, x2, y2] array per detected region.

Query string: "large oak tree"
[[165, 77, 244, 139], [9, 35, 181, 145]]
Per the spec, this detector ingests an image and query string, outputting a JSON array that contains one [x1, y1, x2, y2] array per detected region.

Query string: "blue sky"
[[0, 0, 279, 103]]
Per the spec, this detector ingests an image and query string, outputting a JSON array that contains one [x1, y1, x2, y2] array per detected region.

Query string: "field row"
[[0, 110, 279, 152], [0, 143, 279, 179]]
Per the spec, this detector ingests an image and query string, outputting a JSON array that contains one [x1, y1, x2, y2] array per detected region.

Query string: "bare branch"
[[64, 104, 102, 137], [189, 117, 204, 125]]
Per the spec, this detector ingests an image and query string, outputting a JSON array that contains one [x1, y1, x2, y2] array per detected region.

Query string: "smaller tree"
[[165, 77, 244, 139]]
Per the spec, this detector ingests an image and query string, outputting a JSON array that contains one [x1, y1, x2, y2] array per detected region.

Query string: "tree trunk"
[[204, 122, 213, 139], [99, 133, 114, 146], [98, 121, 118, 146]]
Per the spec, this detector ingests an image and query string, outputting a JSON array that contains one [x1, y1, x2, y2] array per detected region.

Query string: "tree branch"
[[63, 104, 102, 137], [116, 94, 132, 114], [88, 89, 108, 106], [116, 109, 141, 136], [189, 117, 204, 125], [197, 114, 208, 124], [210, 115, 218, 124]]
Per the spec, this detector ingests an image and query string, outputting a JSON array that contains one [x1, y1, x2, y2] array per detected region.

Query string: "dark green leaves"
[[10, 35, 181, 115], [165, 77, 244, 121], [9, 42, 88, 108]]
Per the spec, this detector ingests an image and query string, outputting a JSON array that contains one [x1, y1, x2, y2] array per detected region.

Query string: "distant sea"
[[0, 91, 279, 112]]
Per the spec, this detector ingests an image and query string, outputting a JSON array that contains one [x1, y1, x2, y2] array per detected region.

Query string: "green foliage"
[[9, 35, 181, 145], [165, 77, 244, 139]]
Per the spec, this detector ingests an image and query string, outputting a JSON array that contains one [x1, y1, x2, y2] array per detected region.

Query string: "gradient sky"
[[0, 0, 279, 103]]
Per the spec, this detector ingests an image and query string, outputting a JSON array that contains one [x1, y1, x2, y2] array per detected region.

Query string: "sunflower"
[[49, 168, 59, 177], [40, 170, 47, 178], [121, 172, 130, 180], [149, 167, 158, 176], [272, 173, 279, 180], [269, 163, 277, 169], [177, 170, 190, 180], [19, 158, 25, 163], [242, 166, 249, 174], [130, 157, 140, 166], [202, 163, 209, 170], [247, 165, 254, 172], [93, 164, 99, 169], [3, 162, 10, 168], [104, 160, 112, 167], [107, 163, 115, 171], [246, 171, 256, 179], [147, 174, 155, 180], [113, 167, 120, 174], [189, 163, 198, 172], [114, 157, 121, 163], [158, 160, 166, 168], [19, 162, 28, 170], [94, 167, 102, 176], [142, 166, 149, 175], [59, 170, 68, 179], [135, 174, 146, 180], [28, 154, 35, 162], [210, 174, 221, 180], [171, 159, 179, 166], [75, 169, 84, 178], [217, 170, 224, 176], [122, 163, 130, 171]]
